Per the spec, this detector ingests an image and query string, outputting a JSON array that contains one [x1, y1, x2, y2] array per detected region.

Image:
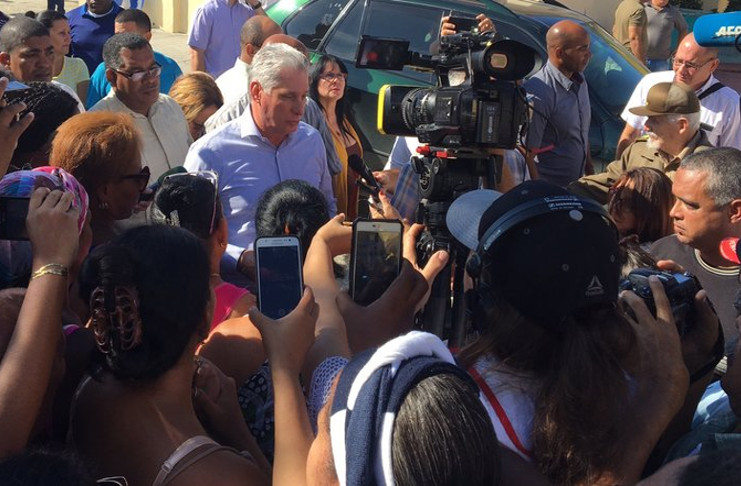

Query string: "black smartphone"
[[0, 197, 30, 241], [448, 16, 479, 33], [350, 219, 403, 306], [255, 236, 303, 319]]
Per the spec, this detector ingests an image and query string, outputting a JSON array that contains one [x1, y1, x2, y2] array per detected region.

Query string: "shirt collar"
[[235, 57, 250, 72], [106, 90, 160, 118], [545, 60, 581, 91], [83, 3, 116, 18], [696, 74, 719, 96], [660, 130, 706, 169], [241, 107, 300, 147]]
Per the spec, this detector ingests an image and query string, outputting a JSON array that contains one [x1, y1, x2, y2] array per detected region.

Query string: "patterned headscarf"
[[0, 167, 90, 234]]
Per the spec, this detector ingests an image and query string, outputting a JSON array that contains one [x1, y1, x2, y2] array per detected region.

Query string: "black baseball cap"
[[447, 181, 621, 328]]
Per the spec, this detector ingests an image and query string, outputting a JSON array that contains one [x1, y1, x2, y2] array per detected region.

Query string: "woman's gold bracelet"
[[31, 263, 69, 280]]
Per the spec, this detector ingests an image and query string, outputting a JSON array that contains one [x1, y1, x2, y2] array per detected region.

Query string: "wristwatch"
[[250, 1, 263, 9]]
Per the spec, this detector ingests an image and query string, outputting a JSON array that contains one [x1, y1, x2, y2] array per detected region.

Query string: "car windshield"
[[532, 15, 647, 119]]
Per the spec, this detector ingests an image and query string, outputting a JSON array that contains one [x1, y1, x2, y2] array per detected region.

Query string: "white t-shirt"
[[621, 70, 741, 149]]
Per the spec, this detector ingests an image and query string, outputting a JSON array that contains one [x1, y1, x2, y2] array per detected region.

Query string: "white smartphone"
[[255, 236, 303, 319], [350, 219, 403, 306]]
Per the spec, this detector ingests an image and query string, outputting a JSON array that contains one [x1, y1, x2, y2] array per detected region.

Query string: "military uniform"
[[568, 130, 712, 204]]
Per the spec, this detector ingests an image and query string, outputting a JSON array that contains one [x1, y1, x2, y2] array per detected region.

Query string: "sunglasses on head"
[[164, 170, 219, 235]]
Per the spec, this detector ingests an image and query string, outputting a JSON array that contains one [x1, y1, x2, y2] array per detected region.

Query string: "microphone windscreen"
[[693, 12, 741, 47]]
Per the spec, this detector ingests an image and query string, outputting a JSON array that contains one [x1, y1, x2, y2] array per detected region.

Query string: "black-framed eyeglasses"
[[114, 63, 162, 82], [164, 170, 219, 235], [119, 166, 151, 192], [671, 56, 716, 72], [319, 72, 347, 82]]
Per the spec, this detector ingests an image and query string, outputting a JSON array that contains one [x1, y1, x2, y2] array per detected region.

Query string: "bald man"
[[523, 20, 592, 186], [617, 32, 741, 157], [215, 15, 282, 105]]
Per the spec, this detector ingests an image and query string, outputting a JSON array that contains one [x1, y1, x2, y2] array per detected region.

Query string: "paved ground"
[[1, 0, 190, 73]]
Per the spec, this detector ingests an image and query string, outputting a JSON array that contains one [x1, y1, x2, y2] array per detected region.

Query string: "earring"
[[99, 201, 109, 210]]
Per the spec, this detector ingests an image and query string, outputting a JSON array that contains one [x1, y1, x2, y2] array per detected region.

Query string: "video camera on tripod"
[[354, 18, 539, 344]]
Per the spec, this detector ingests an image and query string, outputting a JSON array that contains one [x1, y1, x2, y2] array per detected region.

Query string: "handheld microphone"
[[693, 11, 741, 47], [348, 154, 382, 197]]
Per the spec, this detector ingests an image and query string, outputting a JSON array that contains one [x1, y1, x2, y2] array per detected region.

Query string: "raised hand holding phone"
[[255, 236, 304, 319], [349, 219, 403, 306]]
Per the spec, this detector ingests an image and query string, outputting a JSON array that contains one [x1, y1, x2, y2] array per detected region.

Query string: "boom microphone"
[[693, 11, 741, 47]]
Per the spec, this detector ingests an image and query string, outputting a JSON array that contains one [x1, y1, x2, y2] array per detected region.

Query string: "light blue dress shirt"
[[184, 108, 336, 285]]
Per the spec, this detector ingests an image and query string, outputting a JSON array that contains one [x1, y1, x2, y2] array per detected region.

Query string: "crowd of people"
[[0, 1, 740, 485]]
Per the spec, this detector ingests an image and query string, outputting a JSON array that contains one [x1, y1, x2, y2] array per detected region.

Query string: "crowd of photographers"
[[1, 2, 741, 485]]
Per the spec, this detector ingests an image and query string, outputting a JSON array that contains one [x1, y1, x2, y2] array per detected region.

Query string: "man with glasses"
[[617, 33, 741, 157], [650, 147, 741, 356], [86, 9, 183, 109], [91, 32, 191, 181], [570, 82, 712, 204]]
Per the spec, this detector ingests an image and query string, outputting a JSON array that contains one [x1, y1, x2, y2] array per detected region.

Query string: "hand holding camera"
[[0, 77, 35, 176], [621, 268, 722, 381]]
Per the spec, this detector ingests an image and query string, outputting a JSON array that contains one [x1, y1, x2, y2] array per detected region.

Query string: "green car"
[[268, 0, 649, 171]]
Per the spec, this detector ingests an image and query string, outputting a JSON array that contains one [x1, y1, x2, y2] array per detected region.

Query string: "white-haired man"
[[617, 32, 741, 157], [569, 82, 713, 204], [184, 43, 336, 286]]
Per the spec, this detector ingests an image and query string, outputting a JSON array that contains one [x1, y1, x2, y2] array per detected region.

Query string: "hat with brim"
[[447, 181, 621, 328], [629, 82, 700, 117]]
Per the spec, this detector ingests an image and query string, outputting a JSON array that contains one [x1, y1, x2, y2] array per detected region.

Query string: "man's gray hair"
[[250, 43, 307, 93], [680, 147, 741, 206], [102, 32, 151, 70], [0, 17, 49, 54], [666, 111, 701, 132]]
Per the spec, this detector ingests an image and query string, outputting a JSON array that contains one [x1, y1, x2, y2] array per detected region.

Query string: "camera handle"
[[413, 150, 503, 347]]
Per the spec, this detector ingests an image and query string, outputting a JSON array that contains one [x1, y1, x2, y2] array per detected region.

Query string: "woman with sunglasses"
[[151, 171, 255, 331], [607, 167, 674, 246], [50, 112, 149, 246], [309, 55, 363, 220]]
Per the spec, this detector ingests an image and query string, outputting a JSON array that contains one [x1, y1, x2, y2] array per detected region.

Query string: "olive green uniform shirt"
[[568, 130, 712, 204], [613, 0, 648, 57]]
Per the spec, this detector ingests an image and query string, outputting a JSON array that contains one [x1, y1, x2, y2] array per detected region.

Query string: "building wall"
[[78, 0, 199, 33]]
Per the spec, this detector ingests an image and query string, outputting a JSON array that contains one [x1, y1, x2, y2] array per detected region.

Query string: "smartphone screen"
[[255, 236, 303, 319], [448, 16, 479, 33], [350, 219, 403, 306], [0, 197, 30, 241]]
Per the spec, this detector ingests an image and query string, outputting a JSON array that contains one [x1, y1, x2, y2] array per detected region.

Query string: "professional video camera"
[[358, 26, 536, 150], [354, 19, 539, 344]]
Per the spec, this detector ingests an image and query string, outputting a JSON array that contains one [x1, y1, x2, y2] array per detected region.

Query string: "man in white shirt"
[[215, 15, 281, 105], [617, 32, 741, 157], [90, 32, 191, 180]]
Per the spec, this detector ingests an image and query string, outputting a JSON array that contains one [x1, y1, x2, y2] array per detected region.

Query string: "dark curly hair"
[[255, 179, 330, 259], [78, 225, 210, 381]]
